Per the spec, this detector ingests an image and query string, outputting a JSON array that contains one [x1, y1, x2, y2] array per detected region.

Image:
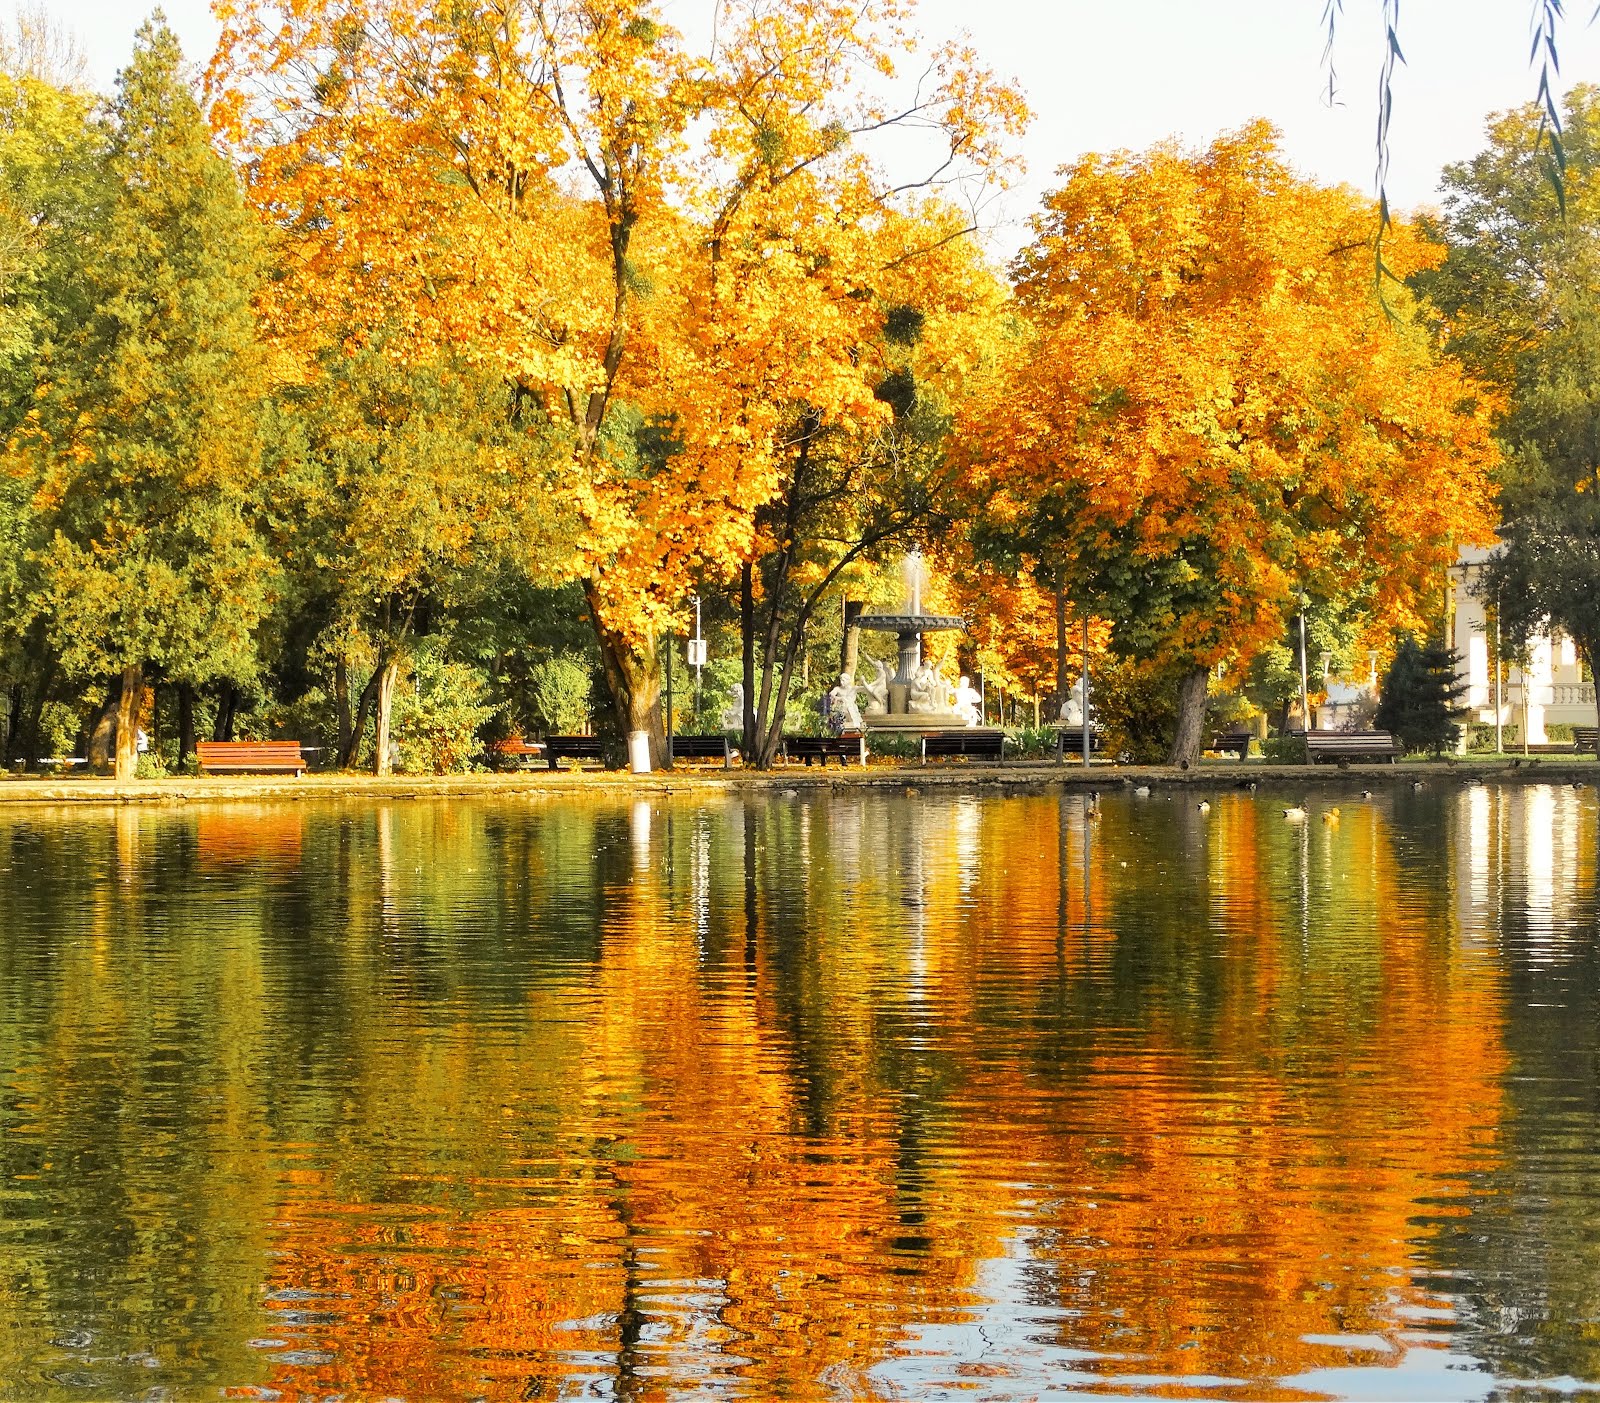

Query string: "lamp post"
[[1298, 611, 1311, 733], [1081, 614, 1091, 767], [687, 595, 707, 724]]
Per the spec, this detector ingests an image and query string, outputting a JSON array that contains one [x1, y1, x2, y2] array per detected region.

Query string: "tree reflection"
[[0, 787, 1597, 1398]]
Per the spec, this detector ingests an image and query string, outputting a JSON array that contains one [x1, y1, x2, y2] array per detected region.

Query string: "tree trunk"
[[114, 664, 141, 783], [335, 656, 352, 758], [340, 661, 382, 769], [1582, 637, 1600, 758], [584, 580, 665, 768], [740, 563, 757, 759], [1055, 587, 1068, 721], [86, 682, 120, 769], [212, 682, 238, 742], [755, 626, 806, 768], [1168, 663, 1210, 768], [373, 657, 400, 776], [16, 662, 56, 768], [2, 682, 22, 765], [841, 600, 863, 680], [177, 684, 196, 769]]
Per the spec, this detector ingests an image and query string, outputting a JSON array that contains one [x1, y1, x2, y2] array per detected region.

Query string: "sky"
[[27, 0, 1600, 255]]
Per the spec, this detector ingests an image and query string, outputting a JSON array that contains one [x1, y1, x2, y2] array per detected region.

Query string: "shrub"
[[389, 655, 500, 773], [1261, 733, 1307, 763], [1089, 657, 1179, 763], [1006, 725, 1057, 758], [867, 731, 918, 760], [525, 653, 592, 736]]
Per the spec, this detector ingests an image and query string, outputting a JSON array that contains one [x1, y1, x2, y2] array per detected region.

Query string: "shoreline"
[[0, 756, 1594, 806]]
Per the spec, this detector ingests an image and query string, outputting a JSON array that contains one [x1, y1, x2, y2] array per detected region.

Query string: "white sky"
[[28, 0, 1600, 256]]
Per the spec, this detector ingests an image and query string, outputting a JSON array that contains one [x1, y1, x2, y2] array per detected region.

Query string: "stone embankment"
[[0, 758, 1593, 806]]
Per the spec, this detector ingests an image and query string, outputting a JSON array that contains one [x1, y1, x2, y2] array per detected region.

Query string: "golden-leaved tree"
[[209, 0, 1024, 762], [965, 123, 1499, 765]]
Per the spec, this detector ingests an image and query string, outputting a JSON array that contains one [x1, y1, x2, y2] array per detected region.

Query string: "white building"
[[1450, 545, 1595, 743]]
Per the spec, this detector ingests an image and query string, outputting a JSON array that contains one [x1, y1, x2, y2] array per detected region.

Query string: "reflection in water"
[[0, 785, 1596, 1399]]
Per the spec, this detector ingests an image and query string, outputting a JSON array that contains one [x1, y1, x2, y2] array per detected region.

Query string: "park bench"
[[669, 734, 735, 768], [1209, 729, 1253, 759], [783, 734, 868, 768], [1532, 727, 1600, 756], [490, 737, 545, 769], [921, 730, 1005, 764], [1051, 726, 1102, 762], [544, 735, 608, 770], [1303, 729, 1400, 765], [196, 740, 306, 775]]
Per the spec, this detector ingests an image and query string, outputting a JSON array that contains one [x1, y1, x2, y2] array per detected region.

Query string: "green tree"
[[4, 14, 272, 781], [1375, 636, 1466, 754], [1419, 86, 1600, 738], [273, 339, 571, 774], [0, 22, 104, 765]]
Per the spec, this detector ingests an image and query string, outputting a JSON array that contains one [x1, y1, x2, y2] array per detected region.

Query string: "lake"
[[0, 782, 1595, 1401]]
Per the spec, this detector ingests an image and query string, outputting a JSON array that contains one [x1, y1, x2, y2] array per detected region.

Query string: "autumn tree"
[[4, 16, 272, 781], [724, 219, 1013, 766], [209, 0, 1024, 767], [964, 124, 1498, 766]]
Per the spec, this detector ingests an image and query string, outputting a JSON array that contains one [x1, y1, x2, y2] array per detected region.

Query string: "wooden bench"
[[491, 737, 545, 769], [1051, 726, 1101, 761], [1530, 727, 1600, 756], [1209, 729, 1253, 759], [783, 734, 867, 767], [921, 730, 1005, 764], [544, 735, 608, 770], [196, 740, 306, 775], [1304, 729, 1400, 764], [669, 734, 734, 768]]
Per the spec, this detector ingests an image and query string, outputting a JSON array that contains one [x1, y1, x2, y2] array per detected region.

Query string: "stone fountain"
[[852, 554, 980, 731]]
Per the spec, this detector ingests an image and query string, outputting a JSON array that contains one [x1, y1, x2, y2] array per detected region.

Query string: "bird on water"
[[1283, 805, 1308, 821]]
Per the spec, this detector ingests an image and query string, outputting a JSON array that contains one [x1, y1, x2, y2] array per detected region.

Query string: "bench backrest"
[[196, 741, 303, 759], [1305, 730, 1398, 750]]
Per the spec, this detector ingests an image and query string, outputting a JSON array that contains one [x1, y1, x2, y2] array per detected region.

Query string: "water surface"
[[1, 784, 1596, 1400]]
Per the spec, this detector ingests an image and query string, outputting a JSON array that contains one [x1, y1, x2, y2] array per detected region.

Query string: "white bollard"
[[628, 729, 652, 773]]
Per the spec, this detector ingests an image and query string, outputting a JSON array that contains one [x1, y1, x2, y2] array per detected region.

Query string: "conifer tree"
[[7, 14, 271, 780], [1375, 636, 1468, 755]]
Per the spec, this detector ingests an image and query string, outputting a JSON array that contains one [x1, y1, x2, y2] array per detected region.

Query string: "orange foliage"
[[966, 123, 1499, 676], [207, 0, 1027, 736]]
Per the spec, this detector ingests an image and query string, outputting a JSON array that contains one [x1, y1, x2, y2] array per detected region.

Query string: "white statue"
[[858, 658, 890, 714], [1059, 677, 1089, 726], [826, 671, 865, 734], [720, 682, 745, 732], [954, 675, 982, 727], [909, 662, 952, 715]]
